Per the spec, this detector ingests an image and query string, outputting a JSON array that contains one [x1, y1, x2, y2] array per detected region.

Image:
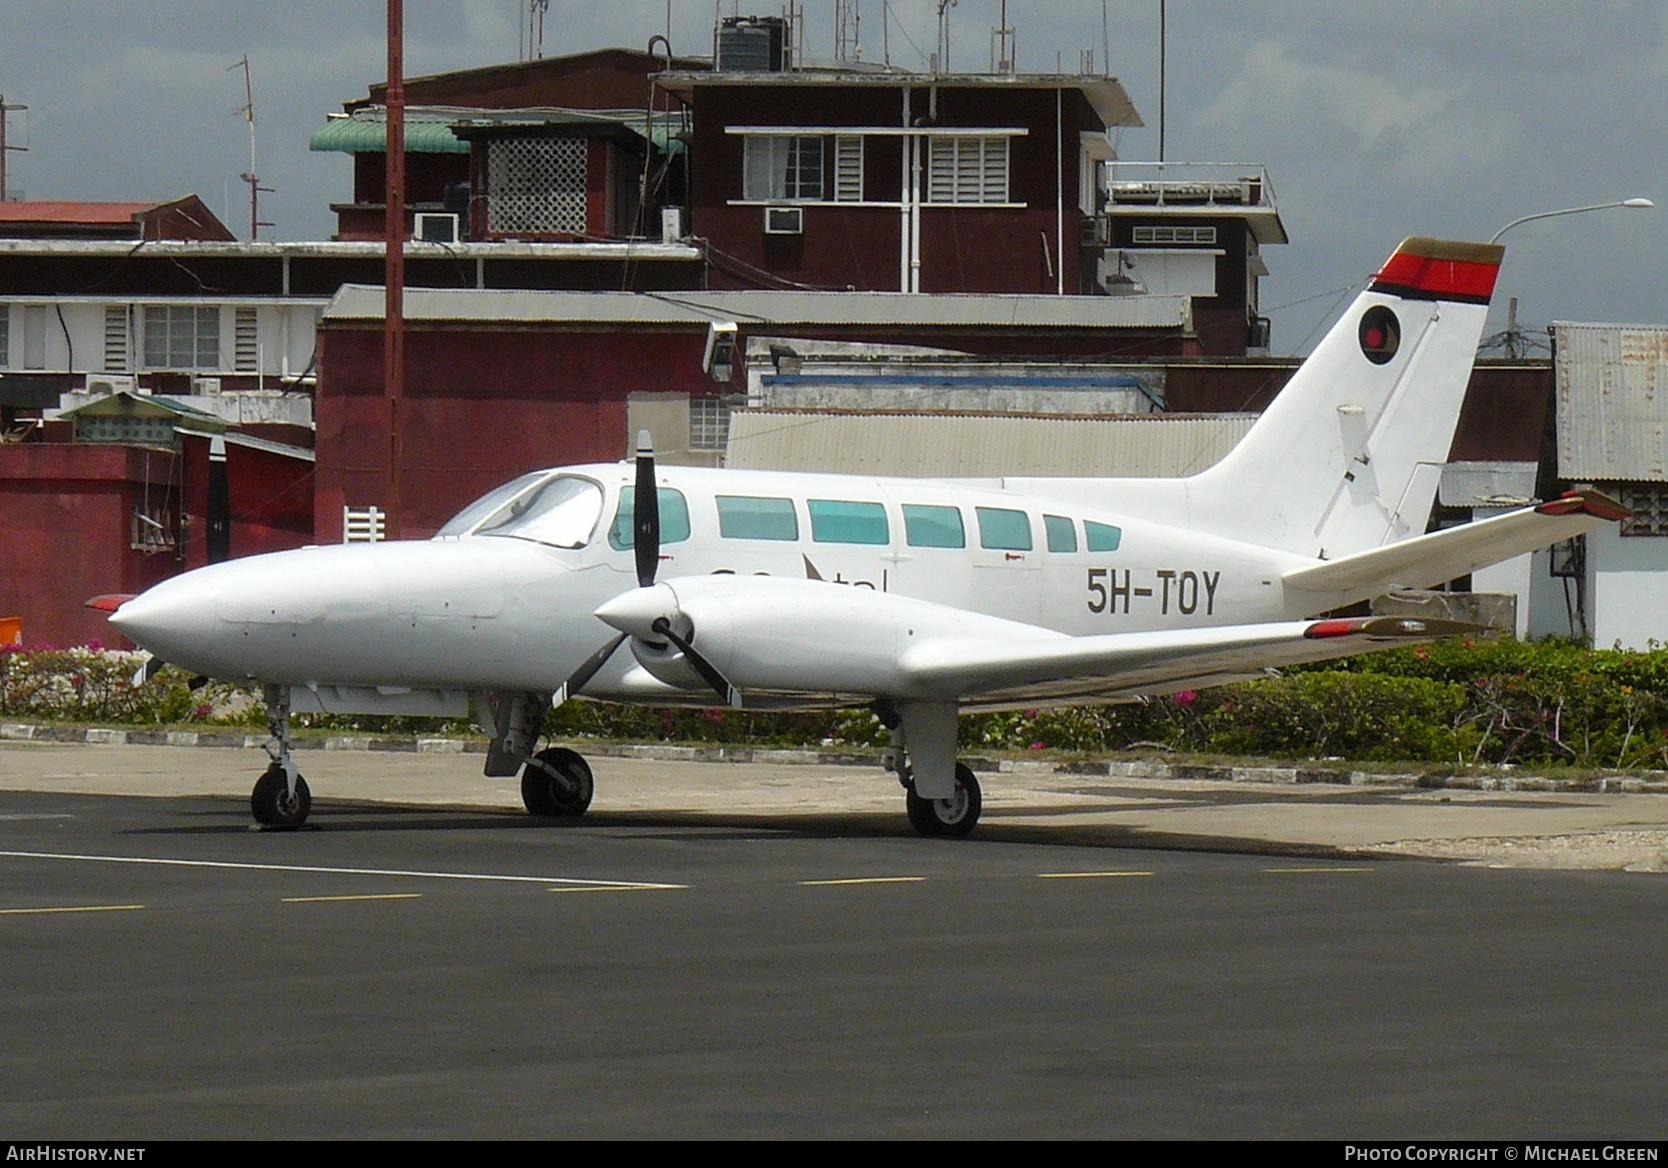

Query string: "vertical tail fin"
[[1188, 237, 1504, 559]]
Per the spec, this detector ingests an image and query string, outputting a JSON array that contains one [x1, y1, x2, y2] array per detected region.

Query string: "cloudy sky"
[[2, 1, 1662, 353]]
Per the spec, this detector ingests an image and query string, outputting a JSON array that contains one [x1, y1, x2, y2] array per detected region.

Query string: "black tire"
[[251, 765, 311, 828], [521, 747, 594, 818], [905, 762, 982, 838]]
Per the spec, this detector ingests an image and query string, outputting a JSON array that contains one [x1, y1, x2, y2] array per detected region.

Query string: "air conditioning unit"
[[414, 212, 460, 244], [763, 206, 803, 235], [661, 206, 685, 244], [193, 376, 222, 396], [86, 375, 137, 397]]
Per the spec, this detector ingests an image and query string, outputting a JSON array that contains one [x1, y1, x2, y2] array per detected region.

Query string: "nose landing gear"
[[252, 684, 311, 828]]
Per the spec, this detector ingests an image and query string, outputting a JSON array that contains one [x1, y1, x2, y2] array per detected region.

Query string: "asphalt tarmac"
[[3, 739, 1667, 1139]]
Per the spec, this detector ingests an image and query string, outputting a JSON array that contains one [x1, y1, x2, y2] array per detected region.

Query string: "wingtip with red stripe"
[[1536, 489, 1631, 522], [84, 594, 136, 613]]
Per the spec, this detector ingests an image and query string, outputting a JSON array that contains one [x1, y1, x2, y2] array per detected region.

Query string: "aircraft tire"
[[251, 765, 311, 828], [521, 747, 594, 818], [905, 762, 981, 838]]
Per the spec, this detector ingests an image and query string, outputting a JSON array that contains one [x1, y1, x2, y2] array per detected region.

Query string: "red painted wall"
[[314, 325, 716, 540], [177, 435, 315, 570], [0, 444, 181, 648], [691, 83, 1099, 294]]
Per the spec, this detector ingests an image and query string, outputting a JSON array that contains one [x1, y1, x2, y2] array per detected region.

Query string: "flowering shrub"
[[0, 646, 236, 725], [7, 638, 1668, 770]]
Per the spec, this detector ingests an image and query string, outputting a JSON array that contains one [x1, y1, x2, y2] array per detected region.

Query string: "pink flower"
[[1175, 690, 1198, 706], [1029, 740, 1045, 751]]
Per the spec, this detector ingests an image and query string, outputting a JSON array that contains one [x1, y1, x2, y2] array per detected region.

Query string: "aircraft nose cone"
[[594, 583, 677, 640], [107, 578, 210, 661]]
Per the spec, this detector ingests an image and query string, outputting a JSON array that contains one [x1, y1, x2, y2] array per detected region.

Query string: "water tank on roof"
[[717, 16, 790, 72]]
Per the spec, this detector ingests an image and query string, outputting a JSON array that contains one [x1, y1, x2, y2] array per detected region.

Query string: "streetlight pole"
[[1490, 197, 1653, 244]]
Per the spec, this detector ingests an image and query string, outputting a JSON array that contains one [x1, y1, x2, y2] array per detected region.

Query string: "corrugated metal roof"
[[310, 116, 469, 155], [310, 106, 679, 155], [724, 410, 1256, 477], [1554, 322, 1668, 482], [1438, 461, 1538, 508], [322, 285, 1191, 330], [0, 201, 150, 224]]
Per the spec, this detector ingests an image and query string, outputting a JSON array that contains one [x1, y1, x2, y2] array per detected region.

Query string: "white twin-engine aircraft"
[[107, 236, 1625, 836]]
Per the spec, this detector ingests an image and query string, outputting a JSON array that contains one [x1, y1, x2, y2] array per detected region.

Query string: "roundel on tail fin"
[[1359, 305, 1401, 364]]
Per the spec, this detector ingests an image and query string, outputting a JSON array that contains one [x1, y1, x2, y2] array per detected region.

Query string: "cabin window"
[[808, 499, 889, 545], [435, 471, 548, 538], [976, 507, 1032, 551], [717, 495, 798, 541], [902, 504, 965, 548], [608, 487, 692, 549], [0, 305, 9, 367], [1044, 514, 1077, 553], [477, 475, 604, 549], [1085, 521, 1122, 552]]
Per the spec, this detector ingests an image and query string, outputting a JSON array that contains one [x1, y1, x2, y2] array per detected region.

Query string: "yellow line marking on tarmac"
[[0, 904, 145, 915], [282, 893, 425, 904], [1264, 866, 1375, 874], [798, 876, 928, 887], [1037, 871, 1155, 879], [0, 849, 683, 890]]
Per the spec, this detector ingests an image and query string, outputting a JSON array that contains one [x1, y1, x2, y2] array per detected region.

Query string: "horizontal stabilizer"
[[1282, 490, 1626, 608]]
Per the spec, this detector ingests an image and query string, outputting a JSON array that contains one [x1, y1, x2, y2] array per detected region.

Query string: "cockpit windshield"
[[475, 475, 605, 549], [433, 471, 549, 538]]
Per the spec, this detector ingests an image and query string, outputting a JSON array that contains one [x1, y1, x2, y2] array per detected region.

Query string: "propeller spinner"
[[554, 431, 740, 709]]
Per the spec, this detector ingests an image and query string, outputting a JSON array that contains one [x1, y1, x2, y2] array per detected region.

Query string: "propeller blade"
[[553, 632, 628, 708], [651, 617, 742, 709], [633, 430, 659, 589], [130, 654, 166, 688]]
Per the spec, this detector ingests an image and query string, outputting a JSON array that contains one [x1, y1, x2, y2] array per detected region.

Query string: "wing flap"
[[901, 616, 1479, 704]]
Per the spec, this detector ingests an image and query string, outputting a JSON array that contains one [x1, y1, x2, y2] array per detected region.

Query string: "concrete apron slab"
[[4, 736, 1668, 871]]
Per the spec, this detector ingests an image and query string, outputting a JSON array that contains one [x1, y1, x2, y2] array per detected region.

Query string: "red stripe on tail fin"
[[1371, 237, 1504, 303]]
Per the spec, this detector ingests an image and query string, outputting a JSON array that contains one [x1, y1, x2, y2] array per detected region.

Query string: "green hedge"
[[6, 638, 1668, 770]]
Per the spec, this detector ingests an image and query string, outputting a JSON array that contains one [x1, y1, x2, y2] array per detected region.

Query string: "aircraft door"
[[969, 505, 1043, 625]]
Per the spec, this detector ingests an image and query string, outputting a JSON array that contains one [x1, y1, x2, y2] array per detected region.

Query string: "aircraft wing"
[[898, 615, 1478, 707], [1281, 489, 1626, 611], [598, 575, 1478, 710]]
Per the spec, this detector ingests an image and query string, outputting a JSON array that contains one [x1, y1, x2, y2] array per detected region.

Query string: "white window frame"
[[143, 304, 221, 371], [743, 135, 825, 202], [926, 136, 1010, 206], [728, 127, 1026, 209], [833, 135, 864, 202]]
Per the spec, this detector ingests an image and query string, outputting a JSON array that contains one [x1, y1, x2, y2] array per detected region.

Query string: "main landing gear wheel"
[[251, 764, 312, 828], [521, 747, 594, 818], [906, 762, 982, 838]]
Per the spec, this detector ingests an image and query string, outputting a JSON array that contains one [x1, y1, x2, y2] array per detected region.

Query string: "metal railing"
[[1102, 162, 1277, 211]]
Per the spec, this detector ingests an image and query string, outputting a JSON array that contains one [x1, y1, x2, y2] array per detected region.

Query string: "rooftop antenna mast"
[[835, 0, 862, 63], [1, 94, 28, 202], [990, 0, 1014, 74], [526, 0, 551, 60], [227, 55, 274, 239], [935, 0, 956, 72]]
